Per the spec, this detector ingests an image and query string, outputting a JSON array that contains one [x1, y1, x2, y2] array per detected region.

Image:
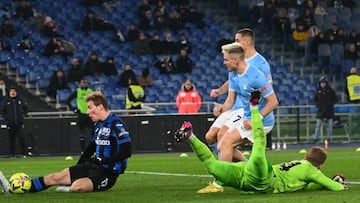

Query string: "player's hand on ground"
[[210, 89, 220, 98]]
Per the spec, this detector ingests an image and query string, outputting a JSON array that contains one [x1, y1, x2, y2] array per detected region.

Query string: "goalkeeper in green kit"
[[174, 91, 347, 193]]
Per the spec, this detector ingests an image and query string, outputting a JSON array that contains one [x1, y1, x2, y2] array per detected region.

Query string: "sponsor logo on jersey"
[[95, 139, 111, 145]]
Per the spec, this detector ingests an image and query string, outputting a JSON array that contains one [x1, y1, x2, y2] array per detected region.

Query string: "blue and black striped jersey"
[[92, 114, 131, 175]]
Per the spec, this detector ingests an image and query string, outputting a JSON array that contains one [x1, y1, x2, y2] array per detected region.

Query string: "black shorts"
[[69, 163, 118, 192]]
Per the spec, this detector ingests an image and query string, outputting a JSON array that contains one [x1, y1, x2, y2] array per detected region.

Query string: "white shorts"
[[210, 110, 236, 128], [224, 108, 244, 130], [235, 120, 273, 143]]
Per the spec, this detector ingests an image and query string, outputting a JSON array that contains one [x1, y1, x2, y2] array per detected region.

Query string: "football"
[[8, 173, 32, 194]]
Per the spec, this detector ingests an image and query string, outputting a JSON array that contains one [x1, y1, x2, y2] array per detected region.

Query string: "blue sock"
[[29, 177, 49, 192]]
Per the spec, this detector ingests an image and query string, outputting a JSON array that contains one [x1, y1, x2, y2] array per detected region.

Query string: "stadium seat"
[[56, 89, 71, 103]]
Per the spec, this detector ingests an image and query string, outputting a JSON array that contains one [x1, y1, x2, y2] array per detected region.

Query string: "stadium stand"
[[2, 0, 359, 114]]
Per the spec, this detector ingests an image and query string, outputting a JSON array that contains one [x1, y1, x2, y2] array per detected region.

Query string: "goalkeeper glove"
[[250, 90, 261, 106], [332, 173, 348, 189]]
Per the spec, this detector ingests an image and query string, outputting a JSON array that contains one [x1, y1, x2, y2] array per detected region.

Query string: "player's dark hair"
[[306, 147, 327, 167], [236, 28, 255, 43], [85, 91, 109, 111]]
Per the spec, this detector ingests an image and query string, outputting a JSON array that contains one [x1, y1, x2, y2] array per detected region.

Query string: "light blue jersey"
[[229, 52, 272, 111], [229, 65, 274, 127], [246, 52, 272, 83], [229, 71, 244, 110]]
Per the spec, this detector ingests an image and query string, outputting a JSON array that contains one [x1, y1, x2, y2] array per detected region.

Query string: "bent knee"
[[70, 178, 93, 193], [205, 131, 217, 144]]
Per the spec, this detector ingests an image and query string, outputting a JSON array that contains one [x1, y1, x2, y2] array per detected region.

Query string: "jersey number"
[[279, 162, 301, 171]]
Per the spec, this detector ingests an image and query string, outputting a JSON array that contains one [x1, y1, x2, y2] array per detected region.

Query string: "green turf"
[[0, 148, 359, 203]]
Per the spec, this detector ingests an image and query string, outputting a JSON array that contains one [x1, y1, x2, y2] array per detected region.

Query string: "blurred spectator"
[[326, 23, 338, 38], [313, 76, 337, 143], [183, 6, 205, 28], [84, 52, 102, 76], [102, 57, 118, 76], [127, 24, 139, 42], [344, 67, 360, 103], [119, 64, 137, 87], [153, 0, 168, 29], [216, 34, 232, 53], [168, 10, 184, 31], [43, 37, 76, 60], [310, 32, 328, 57], [1, 87, 28, 158], [81, 10, 96, 32], [176, 79, 201, 114], [149, 33, 164, 55], [43, 37, 61, 56], [282, 13, 297, 50], [1, 17, 16, 38], [81, 10, 116, 33], [304, 24, 320, 65], [17, 35, 33, 51], [314, 2, 327, 16], [138, 0, 152, 18], [335, 29, 348, 45], [67, 58, 84, 83], [134, 31, 151, 55], [126, 78, 146, 110], [177, 33, 192, 53], [46, 69, 68, 98], [154, 53, 175, 74], [42, 16, 60, 37], [138, 68, 153, 87], [344, 43, 359, 62], [28, 12, 45, 32], [15, 0, 34, 19], [260, 1, 276, 32], [292, 23, 308, 55], [348, 30, 360, 48], [0, 78, 6, 103], [0, 3, 11, 18], [272, 8, 288, 40], [162, 31, 178, 54], [299, 7, 315, 30], [66, 78, 93, 152], [139, 10, 155, 30], [175, 49, 193, 73]]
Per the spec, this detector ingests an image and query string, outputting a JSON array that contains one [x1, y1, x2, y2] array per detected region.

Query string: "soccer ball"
[[8, 173, 32, 194]]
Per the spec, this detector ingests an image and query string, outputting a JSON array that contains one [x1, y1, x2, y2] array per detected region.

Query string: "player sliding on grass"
[[0, 92, 131, 193], [174, 92, 348, 194]]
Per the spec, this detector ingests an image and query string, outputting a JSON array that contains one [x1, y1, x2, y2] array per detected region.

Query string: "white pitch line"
[[126, 170, 212, 178], [126, 171, 360, 185]]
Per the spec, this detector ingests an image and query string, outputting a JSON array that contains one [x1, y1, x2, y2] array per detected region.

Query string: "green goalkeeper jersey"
[[271, 159, 344, 193]]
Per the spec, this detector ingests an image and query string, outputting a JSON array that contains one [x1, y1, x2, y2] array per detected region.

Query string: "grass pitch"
[[0, 147, 359, 203]]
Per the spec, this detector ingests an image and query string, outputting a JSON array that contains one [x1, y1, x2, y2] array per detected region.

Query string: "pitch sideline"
[[126, 170, 360, 185]]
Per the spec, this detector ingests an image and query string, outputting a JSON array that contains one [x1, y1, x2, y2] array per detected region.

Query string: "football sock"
[[208, 142, 219, 158], [29, 177, 49, 192]]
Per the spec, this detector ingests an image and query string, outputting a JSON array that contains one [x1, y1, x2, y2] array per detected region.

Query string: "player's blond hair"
[[85, 91, 110, 111], [221, 42, 245, 60]]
